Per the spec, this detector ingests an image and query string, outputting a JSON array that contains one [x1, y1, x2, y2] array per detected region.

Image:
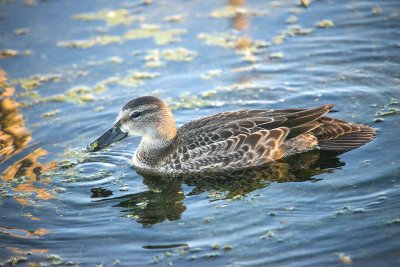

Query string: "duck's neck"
[[133, 129, 177, 168], [133, 108, 177, 168]]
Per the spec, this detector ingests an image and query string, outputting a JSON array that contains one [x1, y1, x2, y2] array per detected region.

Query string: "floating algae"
[[143, 48, 197, 68], [144, 49, 162, 65], [269, 52, 284, 59], [200, 69, 223, 79], [58, 24, 187, 49], [316, 19, 334, 28], [45, 85, 98, 104], [375, 108, 399, 117], [198, 32, 267, 63], [375, 98, 399, 117], [57, 35, 123, 49], [372, 6, 382, 15], [286, 15, 298, 24], [164, 14, 183, 23], [161, 48, 197, 62], [124, 24, 187, 45], [72, 9, 144, 26], [41, 109, 61, 118], [117, 71, 160, 88], [13, 28, 29, 35], [271, 25, 313, 45], [167, 93, 226, 110], [210, 5, 267, 18], [0, 49, 31, 59], [17, 74, 62, 90], [108, 56, 123, 64], [197, 32, 237, 49]]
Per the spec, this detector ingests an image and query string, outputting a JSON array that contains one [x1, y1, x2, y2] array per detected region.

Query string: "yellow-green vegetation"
[[14, 28, 29, 35], [161, 48, 197, 62], [87, 141, 99, 151], [316, 19, 334, 28], [94, 106, 104, 112], [211, 243, 220, 250], [124, 24, 187, 45], [387, 218, 400, 224], [272, 25, 313, 45], [144, 50, 165, 68], [375, 98, 399, 117], [19, 91, 41, 100], [286, 15, 298, 24], [375, 108, 399, 117], [108, 56, 123, 64], [372, 6, 382, 15], [260, 230, 276, 239], [197, 32, 237, 49], [0, 49, 31, 59], [167, 93, 225, 111], [72, 9, 144, 26], [200, 69, 223, 79], [43, 84, 106, 104], [47, 254, 63, 266], [43, 149, 115, 183], [209, 243, 233, 251], [58, 24, 187, 49], [223, 245, 233, 251], [144, 48, 197, 68], [198, 32, 268, 63], [269, 52, 284, 59], [117, 71, 160, 88], [19, 70, 160, 105], [164, 14, 183, 23], [0, 256, 27, 266], [17, 74, 62, 90], [210, 5, 267, 18], [57, 35, 123, 49], [41, 109, 61, 118]]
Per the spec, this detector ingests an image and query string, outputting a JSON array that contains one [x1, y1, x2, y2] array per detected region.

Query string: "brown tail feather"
[[318, 124, 376, 152]]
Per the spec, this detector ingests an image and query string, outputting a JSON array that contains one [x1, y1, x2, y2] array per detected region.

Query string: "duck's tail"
[[314, 118, 376, 152]]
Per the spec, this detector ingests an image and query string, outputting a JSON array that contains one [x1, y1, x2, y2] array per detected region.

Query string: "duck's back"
[[159, 105, 375, 173]]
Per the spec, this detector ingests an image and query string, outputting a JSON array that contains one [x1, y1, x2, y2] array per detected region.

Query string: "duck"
[[86, 96, 375, 176]]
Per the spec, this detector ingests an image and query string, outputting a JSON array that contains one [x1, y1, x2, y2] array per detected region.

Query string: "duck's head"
[[86, 96, 176, 152]]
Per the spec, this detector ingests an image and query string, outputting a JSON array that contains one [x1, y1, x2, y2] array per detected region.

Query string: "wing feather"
[[165, 105, 339, 172]]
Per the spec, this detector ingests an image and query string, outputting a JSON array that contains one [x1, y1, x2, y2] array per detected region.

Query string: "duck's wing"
[[177, 105, 333, 139], [168, 105, 334, 171], [178, 108, 305, 135]]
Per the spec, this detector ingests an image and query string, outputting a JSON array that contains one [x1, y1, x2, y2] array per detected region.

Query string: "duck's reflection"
[[95, 151, 343, 226], [1, 68, 56, 205], [0, 69, 31, 163]]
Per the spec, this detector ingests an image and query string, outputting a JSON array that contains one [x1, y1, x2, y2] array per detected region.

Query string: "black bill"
[[86, 122, 128, 152]]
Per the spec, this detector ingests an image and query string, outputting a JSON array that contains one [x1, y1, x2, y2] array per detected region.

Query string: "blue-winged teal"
[[87, 96, 375, 175]]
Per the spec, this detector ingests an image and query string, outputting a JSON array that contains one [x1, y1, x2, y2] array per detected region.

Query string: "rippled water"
[[1, 0, 400, 266]]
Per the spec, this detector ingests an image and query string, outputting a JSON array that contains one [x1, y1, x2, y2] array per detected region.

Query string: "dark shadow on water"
[[96, 150, 344, 227]]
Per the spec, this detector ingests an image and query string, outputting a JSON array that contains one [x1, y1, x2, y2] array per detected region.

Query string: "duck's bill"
[[86, 124, 127, 152]]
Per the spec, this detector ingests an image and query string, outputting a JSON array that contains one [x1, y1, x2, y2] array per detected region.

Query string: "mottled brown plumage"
[[87, 96, 376, 176]]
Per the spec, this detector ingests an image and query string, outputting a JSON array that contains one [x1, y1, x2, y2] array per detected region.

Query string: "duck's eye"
[[131, 111, 141, 118]]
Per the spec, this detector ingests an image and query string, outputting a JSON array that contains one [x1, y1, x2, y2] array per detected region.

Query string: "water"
[[1, 0, 399, 266]]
